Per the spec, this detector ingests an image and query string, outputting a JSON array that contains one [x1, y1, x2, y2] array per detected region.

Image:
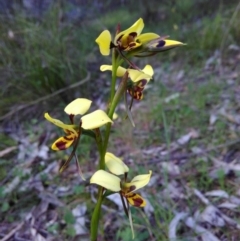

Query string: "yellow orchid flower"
[[45, 98, 113, 151], [95, 18, 184, 56], [90, 152, 152, 207], [120, 172, 152, 207], [100, 64, 154, 100], [44, 113, 78, 150], [100, 64, 153, 82]]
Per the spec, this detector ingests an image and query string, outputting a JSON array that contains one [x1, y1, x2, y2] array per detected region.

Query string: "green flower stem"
[[103, 71, 129, 154], [90, 50, 127, 241], [110, 51, 123, 103], [90, 72, 129, 241], [90, 129, 104, 241], [90, 186, 104, 241], [94, 128, 104, 170], [110, 48, 117, 102]]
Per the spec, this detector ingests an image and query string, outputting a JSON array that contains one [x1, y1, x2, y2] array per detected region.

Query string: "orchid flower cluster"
[[45, 18, 184, 240]]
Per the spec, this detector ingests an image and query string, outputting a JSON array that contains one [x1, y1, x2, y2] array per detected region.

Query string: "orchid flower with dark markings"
[[100, 64, 154, 100], [45, 98, 112, 151], [96, 18, 184, 57], [90, 152, 152, 208], [90, 152, 151, 238]]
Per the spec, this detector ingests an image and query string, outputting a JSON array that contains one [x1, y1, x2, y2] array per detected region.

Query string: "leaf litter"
[[1, 44, 240, 241]]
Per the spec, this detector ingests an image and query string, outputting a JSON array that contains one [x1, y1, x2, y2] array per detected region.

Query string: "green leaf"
[[1, 202, 10, 212], [66, 225, 76, 237], [64, 210, 75, 225]]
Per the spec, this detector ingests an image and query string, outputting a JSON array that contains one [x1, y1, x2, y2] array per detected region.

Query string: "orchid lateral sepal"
[[134, 37, 186, 57]]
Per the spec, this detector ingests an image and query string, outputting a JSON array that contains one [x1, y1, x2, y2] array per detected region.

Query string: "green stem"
[[103, 72, 128, 154], [110, 49, 117, 102], [90, 187, 104, 241], [90, 52, 127, 241], [94, 128, 105, 170]]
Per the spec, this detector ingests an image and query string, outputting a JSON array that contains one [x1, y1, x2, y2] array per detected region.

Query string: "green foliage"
[[1, 1, 240, 240], [65, 225, 76, 237], [47, 223, 59, 234], [117, 227, 149, 241], [0, 2, 94, 118], [1, 202, 9, 212], [1, 0, 239, 120], [63, 209, 75, 224]]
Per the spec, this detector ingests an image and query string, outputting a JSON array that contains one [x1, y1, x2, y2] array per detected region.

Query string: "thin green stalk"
[[110, 49, 117, 102], [94, 128, 105, 170], [90, 129, 105, 241], [103, 72, 128, 154], [161, 108, 170, 199], [90, 51, 127, 241], [90, 187, 104, 241]]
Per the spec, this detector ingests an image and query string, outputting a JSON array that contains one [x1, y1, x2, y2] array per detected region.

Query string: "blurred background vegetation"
[[1, 0, 240, 240], [0, 0, 239, 126]]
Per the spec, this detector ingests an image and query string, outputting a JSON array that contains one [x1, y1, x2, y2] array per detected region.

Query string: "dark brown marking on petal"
[[156, 40, 166, 48], [136, 92, 143, 100], [64, 135, 75, 141], [128, 42, 137, 48], [134, 86, 143, 92], [137, 79, 147, 88], [126, 193, 145, 207], [129, 32, 137, 38], [141, 79, 147, 86], [55, 140, 67, 150], [129, 185, 136, 192], [132, 196, 144, 207], [128, 88, 143, 100], [117, 34, 124, 42], [64, 129, 71, 134], [64, 129, 77, 135]]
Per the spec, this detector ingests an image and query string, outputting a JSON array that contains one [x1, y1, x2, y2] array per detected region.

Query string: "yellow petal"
[[126, 193, 146, 207], [114, 18, 144, 45], [162, 39, 185, 49], [141, 64, 154, 77], [136, 33, 160, 44], [95, 30, 112, 56], [81, 110, 113, 129], [51, 134, 75, 151], [123, 170, 152, 193], [100, 65, 126, 77], [44, 113, 77, 135], [64, 98, 92, 115], [148, 38, 185, 52], [90, 170, 121, 192], [128, 69, 152, 83], [105, 152, 129, 175]]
